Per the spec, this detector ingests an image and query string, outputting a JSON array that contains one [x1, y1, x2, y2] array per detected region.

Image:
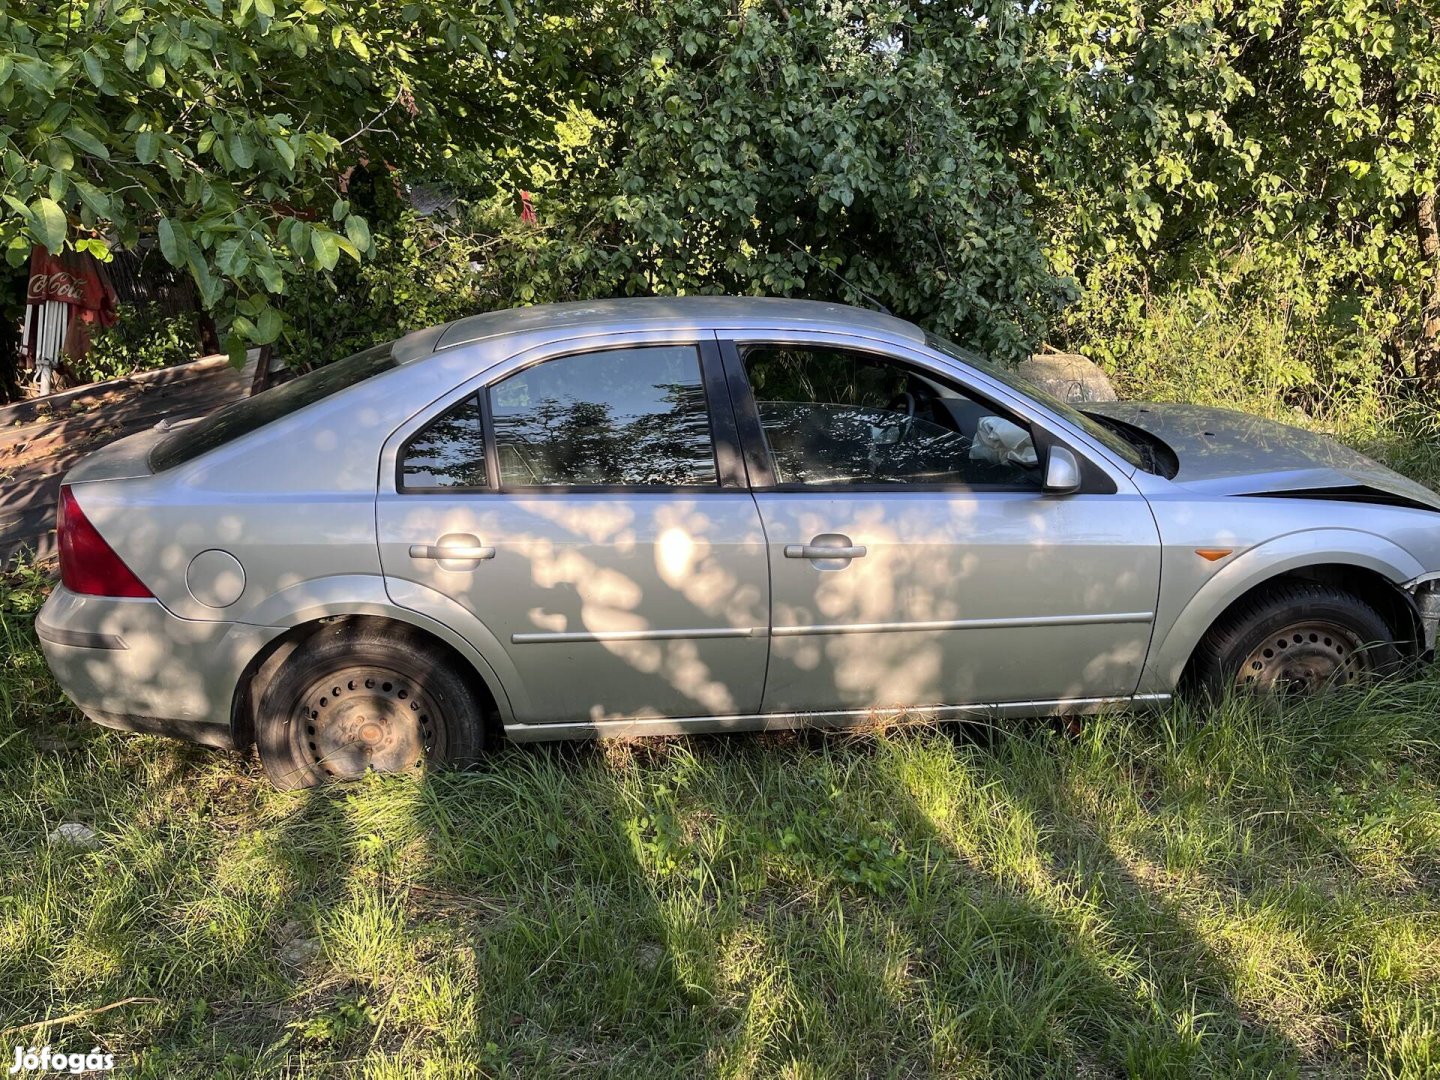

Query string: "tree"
[[487, 0, 1070, 363], [1007, 0, 1440, 390], [0, 0, 544, 361]]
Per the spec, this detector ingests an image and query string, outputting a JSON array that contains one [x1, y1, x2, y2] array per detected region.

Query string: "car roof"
[[390, 296, 924, 363]]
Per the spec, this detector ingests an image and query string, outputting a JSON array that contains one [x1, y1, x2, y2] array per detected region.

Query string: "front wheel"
[[256, 621, 485, 790], [1188, 582, 1404, 703]]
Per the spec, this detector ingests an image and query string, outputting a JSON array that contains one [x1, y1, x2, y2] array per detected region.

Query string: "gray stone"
[[48, 822, 99, 848], [1015, 352, 1118, 404]]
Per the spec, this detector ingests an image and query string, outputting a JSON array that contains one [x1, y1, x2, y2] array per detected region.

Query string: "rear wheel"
[[1188, 581, 1403, 703], [256, 621, 485, 790]]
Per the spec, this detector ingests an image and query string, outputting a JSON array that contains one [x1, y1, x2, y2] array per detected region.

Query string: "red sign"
[[27, 248, 116, 317], [27, 265, 86, 304], [25, 247, 119, 360]]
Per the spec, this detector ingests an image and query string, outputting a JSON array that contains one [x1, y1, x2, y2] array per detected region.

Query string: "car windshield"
[[148, 341, 398, 472], [924, 333, 1146, 471]]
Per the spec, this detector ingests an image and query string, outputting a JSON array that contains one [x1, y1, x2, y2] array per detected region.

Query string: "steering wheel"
[[883, 391, 917, 444], [885, 391, 916, 420]]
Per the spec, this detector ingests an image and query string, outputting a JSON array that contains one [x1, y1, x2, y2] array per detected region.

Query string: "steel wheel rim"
[[1235, 620, 1371, 698], [294, 665, 445, 779]]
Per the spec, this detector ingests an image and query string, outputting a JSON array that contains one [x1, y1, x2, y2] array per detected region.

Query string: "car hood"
[[1086, 402, 1440, 511]]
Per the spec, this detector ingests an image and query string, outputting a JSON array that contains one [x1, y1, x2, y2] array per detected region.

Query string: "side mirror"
[[1043, 446, 1082, 494]]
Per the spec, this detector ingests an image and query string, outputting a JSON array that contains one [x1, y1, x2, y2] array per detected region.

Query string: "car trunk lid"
[[61, 422, 185, 484]]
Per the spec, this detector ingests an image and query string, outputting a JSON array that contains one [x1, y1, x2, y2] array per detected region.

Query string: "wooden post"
[[249, 343, 273, 397]]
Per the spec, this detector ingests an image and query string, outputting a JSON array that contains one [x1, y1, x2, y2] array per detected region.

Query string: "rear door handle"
[[784, 533, 867, 562], [409, 533, 496, 562], [784, 544, 867, 560], [410, 544, 496, 560]]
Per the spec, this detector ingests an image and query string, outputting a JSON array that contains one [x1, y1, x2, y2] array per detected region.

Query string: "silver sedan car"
[[36, 298, 1440, 787]]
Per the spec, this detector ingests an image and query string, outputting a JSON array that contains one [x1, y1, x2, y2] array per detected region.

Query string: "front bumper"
[[1404, 573, 1440, 654], [36, 586, 284, 750]]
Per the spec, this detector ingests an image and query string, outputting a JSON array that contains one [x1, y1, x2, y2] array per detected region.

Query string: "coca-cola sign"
[[26, 268, 86, 304]]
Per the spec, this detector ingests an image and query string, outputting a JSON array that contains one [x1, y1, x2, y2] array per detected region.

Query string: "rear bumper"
[[36, 586, 285, 750]]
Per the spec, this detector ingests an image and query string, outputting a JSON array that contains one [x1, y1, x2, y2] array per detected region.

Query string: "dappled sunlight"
[[380, 491, 771, 721]]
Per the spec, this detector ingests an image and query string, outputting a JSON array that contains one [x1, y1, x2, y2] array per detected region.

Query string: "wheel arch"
[[1143, 529, 1428, 693], [1176, 563, 1424, 689], [229, 608, 514, 752]]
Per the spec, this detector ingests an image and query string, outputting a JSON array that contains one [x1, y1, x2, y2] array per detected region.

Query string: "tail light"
[[56, 485, 153, 598]]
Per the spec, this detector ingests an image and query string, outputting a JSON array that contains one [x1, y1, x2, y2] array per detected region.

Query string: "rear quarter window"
[[148, 342, 398, 472]]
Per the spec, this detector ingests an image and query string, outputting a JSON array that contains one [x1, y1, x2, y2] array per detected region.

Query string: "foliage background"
[[2, 0, 1438, 430]]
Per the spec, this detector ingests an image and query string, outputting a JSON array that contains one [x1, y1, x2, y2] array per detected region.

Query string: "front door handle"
[[784, 533, 867, 562], [409, 533, 496, 563]]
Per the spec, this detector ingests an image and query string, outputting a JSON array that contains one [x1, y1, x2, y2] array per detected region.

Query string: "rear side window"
[[487, 345, 718, 488], [399, 393, 487, 490], [148, 341, 397, 472]]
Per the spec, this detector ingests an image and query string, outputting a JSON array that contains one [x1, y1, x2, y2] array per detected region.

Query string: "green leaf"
[[228, 132, 255, 169], [188, 252, 222, 307], [255, 305, 283, 344], [287, 220, 311, 260], [225, 334, 247, 367], [217, 236, 250, 276], [256, 259, 284, 294], [136, 131, 160, 164], [74, 181, 111, 219], [344, 29, 371, 62], [12, 56, 58, 94], [47, 140, 74, 173], [158, 217, 183, 266], [81, 51, 106, 89], [30, 197, 67, 254], [146, 61, 166, 89], [310, 228, 340, 270], [39, 100, 71, 134], [343, 213, 371, 253], [271, 136, 295, 170], [123, 37, 147, 73], [64, 125, 111, 161], [76, 237, 112, 261]]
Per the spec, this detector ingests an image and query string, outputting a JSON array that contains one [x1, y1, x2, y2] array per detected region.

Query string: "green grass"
[[3, 559, 1440, 1078]]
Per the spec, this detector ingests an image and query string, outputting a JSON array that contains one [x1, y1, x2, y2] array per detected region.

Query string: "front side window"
[[742, 344, 1042, 488], [924, 332, 1147, 471], [489, 345, 718, 487]]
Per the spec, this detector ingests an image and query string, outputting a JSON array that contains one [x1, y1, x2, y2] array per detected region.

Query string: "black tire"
[[1188, 581, 1404, 704], [256, 620, 485, 790]]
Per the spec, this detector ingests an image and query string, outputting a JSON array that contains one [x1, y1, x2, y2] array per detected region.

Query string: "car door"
[[722, 331, 1163, 715], [375, 334, 770, 726]]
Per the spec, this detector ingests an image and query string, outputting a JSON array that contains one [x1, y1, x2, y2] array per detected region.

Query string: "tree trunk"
[[1419, 191, 1440, 392]]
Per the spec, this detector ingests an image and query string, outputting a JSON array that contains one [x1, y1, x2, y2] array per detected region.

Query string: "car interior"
[[742, 345, 1041, 487]]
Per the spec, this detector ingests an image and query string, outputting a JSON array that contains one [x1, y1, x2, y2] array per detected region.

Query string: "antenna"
[[785, 239, 894, 316]]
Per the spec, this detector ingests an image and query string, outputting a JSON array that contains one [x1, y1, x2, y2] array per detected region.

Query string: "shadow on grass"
[[3, 667, 1439, 1075]]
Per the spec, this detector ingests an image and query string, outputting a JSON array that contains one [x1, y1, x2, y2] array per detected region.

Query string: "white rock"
[[1016, 352, 1118, 403], [276, 921, 321, 967], [48, 822, 99, 848]]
